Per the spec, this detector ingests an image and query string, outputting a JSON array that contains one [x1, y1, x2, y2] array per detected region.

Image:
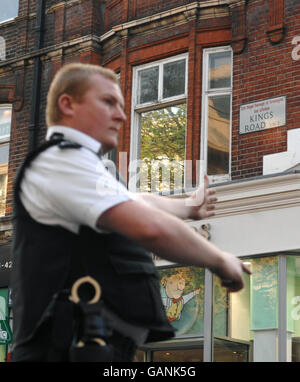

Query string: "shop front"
[[0, 243, 12, 362], [136, 171, 300, 362]]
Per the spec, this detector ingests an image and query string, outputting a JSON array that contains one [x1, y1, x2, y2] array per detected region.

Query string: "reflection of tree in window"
[[139, 104, 186, 192], [0, 172, 7, 215], [251, 257, 278, 314], [207, 95, 230, 175], [214, 275, 229, 337]]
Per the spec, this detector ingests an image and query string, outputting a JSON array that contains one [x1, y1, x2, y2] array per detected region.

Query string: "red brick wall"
[[0, 0, 106, 216], [105, 0, 193, 28], [231, 0, 300, 179], [133, 0, 191, 20], [103, 0, 300, 182], [103, 4, 232, 183], [2, 0, 300, 218]]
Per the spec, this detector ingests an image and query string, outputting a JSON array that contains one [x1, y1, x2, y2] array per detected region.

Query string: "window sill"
[[0, 214, 12, 231], [0, 17, 17, 27]]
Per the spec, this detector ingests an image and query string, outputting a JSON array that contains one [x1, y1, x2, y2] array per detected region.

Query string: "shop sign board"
[[0, 244, 11, 288], [239, 96, 286, 134]]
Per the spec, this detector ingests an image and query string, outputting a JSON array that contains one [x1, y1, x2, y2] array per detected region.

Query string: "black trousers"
[[11, 331, 137, 362]]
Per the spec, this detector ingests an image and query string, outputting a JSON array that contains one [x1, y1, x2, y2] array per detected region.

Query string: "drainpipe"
[[28, 0, 45, 152]]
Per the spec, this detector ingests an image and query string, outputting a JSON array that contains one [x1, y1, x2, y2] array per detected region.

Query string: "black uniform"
[[10, 138, 174, 362]]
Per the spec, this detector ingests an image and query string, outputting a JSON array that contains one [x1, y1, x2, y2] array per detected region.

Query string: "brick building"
[[0, 0, 300, 362]]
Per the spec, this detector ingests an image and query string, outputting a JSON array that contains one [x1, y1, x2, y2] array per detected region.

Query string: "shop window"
[[201, 47, 232, 184], [133, 349, 146, 362], [131, 55, 187, 193], [213, 256, 280, 362], [0, 288, 12, 362], [0, 106, 12, 216], [287, 255, 300, 362], [152, 348, 203, 362], [136, 265, 204, 362], [0, 0, 18, 24]]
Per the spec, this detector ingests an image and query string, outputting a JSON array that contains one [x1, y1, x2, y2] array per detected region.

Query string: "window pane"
[[287, 256, 300, 362], [214, 338, 250, 362], [207, 95, 230, 175], [0, 173, 8, 216], [0, 0, 18, 24], [133, 350, 145, 362], [0, 145, 9, 165], [209, 51, 231, 89], [139, 104, 186, 192], [158, 266, 204, 337], [0, 107, 11, 139], [163, 59, 186, 99], [213, 256, 280, 362], [153, 348, 203, 362], [250, 257, 279, 330], [137, 66, 159, 104]]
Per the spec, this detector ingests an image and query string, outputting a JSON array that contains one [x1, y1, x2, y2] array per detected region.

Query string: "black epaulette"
[[58, 140, 82, 150]]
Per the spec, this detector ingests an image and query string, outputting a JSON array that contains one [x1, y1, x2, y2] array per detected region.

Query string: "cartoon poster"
[[158, 266, 205, 336]]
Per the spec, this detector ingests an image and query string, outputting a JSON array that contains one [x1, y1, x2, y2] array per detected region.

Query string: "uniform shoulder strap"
[[13, 137, 82, 213]]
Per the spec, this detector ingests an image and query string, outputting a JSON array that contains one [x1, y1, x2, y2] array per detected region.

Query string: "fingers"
[[204, 196, 217, 213], [207, 188, 216, 196], [221, 279, 244, 293], [204, 174, 209, 188], [217, 255, 250, 293], [207, 196, 217, 204], [202, 211, 215, 218], [205, 189, 217, 204], [224, 277, 244, 292], [242, 263, 252, 275], [220, 261, 251, 292]]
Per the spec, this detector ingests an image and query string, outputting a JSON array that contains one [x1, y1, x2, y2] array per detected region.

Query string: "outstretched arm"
[[97, 199, 250, 293], [138, 175, 217, 220]]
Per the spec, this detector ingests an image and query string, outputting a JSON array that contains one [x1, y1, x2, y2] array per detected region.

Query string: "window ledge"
[[0, 17, 17, 27], [0, 215, 12, 232]]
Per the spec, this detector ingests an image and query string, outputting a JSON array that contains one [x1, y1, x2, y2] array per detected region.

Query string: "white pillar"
[[253, 329, 293, 361], [253, 329, 278, 362]]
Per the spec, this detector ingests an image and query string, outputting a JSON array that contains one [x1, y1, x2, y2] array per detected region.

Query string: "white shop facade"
[[136, 169, 300, 362]]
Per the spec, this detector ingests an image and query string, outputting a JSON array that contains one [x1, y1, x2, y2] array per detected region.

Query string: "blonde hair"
[[161, 273, 185, 287], [46, 63, 118, 126]]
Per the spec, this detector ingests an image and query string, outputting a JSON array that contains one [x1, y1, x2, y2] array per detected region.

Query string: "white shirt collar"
[[46, 125, 102, 154]]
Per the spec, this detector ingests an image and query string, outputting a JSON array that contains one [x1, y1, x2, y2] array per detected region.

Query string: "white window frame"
[[130, 54, 188, 191], [201, 46, 233, 184], [0, 0, 19, 25], [0, 104, 12, 143]]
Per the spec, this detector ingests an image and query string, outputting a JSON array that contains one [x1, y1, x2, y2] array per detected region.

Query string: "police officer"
[[11, 63, 250, 362]]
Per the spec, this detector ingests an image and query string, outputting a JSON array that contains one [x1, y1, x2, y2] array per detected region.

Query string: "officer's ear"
[[58, 93, 75, 118]]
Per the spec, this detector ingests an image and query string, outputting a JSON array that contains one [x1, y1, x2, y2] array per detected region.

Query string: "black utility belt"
[[69, 275, 148, 347], [36, 275, 147, 362]]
